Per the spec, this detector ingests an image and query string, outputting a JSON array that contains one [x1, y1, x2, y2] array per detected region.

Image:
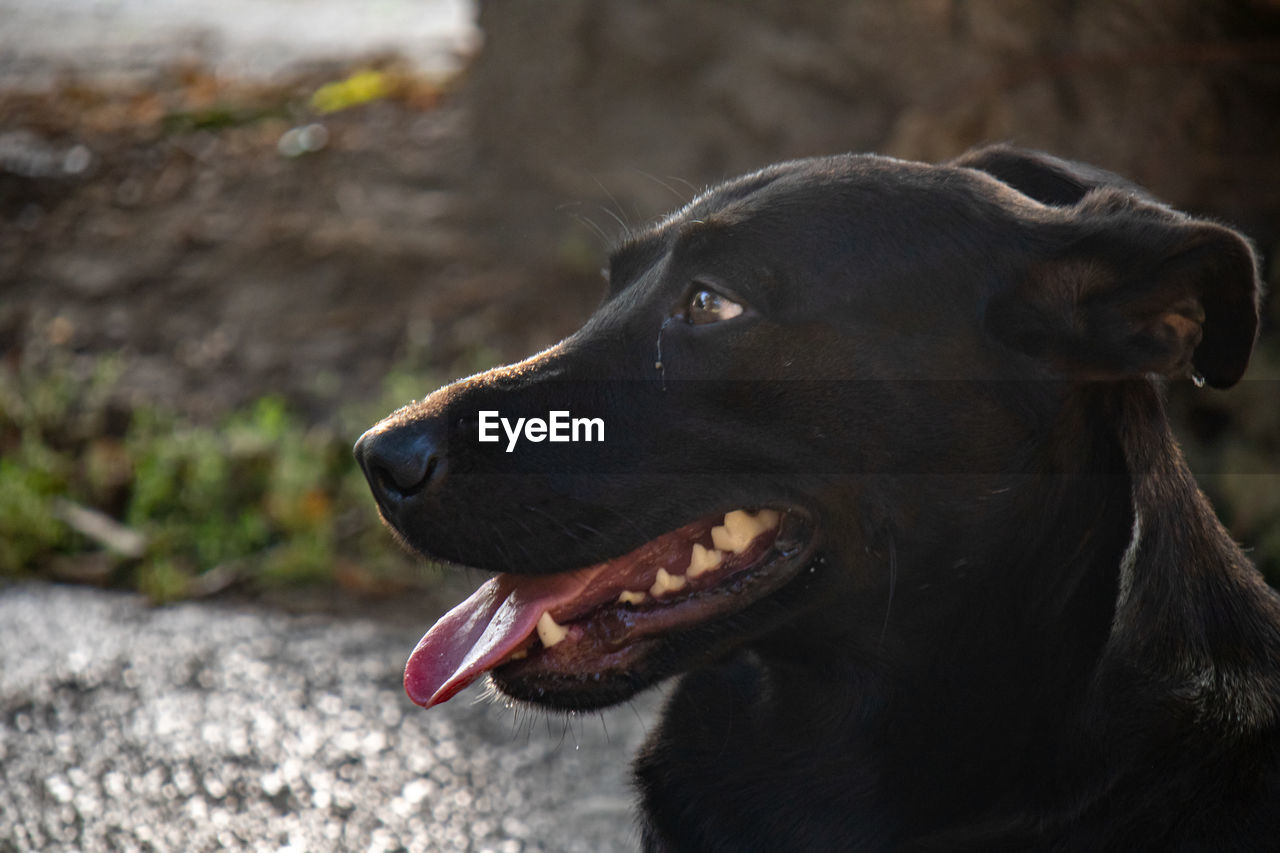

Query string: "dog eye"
[[686, 288, 744, 325]]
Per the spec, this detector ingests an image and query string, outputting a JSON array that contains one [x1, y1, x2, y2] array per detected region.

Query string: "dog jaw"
[[402, 507, 808, 710]]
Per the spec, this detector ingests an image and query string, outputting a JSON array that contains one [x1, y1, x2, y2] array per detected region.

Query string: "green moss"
[[0, 354, 438, 601], [0, 458, 68, 573], [259, 532, 336, 587], [136, 558, 193, 604]]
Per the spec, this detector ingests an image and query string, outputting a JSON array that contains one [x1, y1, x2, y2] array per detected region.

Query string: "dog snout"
[[354, 420, 447, 512]]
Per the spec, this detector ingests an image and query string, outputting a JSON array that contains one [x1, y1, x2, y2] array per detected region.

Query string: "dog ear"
[[986, 190, 1261, 388], [952, 144, 1146, 207]]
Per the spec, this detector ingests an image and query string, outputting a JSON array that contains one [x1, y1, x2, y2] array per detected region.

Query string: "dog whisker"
[[484, 521, 521, 574], [664, 175, 700, 196], [593, 177, 637, 239], [627, 166, 692, 204], [521, 502, 586, 543], [563, 207, 613, 250], [595, 203, 632, 242], [880, 528, 898, 646]]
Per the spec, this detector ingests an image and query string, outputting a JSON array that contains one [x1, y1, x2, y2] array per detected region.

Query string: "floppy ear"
[[952, 144, 1146, 207], [985, 190, 1261, 388]]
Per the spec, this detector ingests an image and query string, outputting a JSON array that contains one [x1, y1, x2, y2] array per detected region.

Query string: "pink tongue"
[[404, 567, 607, 707]]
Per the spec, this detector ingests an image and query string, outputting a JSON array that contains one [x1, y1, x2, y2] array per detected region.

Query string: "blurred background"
[[2, 0, 1277, 598], [1, 2, 1279, 850]]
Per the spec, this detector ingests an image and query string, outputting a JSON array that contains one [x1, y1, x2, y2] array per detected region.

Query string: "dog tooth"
[[508, 649, 528, 660], [686, 543, 724, 578], [649, 568, 688, 598], [618, 590, 647, 605], [722, 510, 760, 551], [756, 509, 781, 530], [536, 611, 569, 648], [713, 509, 769, 554]]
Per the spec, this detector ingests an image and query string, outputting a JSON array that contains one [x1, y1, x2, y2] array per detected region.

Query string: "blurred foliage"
[[0, 58, 447, 158], [0, 352, 450, 602], [311, 69, 394, 114]]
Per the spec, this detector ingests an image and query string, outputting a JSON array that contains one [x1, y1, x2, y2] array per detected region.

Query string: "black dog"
[[356, 146, 1280, 851]]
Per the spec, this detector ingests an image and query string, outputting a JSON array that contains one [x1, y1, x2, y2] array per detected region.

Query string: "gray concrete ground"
[[0, 583, 660, 852]]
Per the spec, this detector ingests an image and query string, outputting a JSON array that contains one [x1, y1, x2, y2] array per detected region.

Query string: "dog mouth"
[[403, 507, 813, 709]]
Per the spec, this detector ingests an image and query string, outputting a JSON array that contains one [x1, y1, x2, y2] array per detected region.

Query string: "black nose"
[[354, 421, 445, 509]]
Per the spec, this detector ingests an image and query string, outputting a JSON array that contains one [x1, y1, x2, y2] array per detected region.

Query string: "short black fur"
[[358, 146, 1280, 851]]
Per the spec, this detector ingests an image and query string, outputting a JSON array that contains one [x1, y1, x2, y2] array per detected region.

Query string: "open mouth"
[[404, 507, 814, 708]]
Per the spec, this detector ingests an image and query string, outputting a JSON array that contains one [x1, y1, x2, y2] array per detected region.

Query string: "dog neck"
[[1095, 382, 1280, 728], [637, 437, 1141, 846], [891, 381, 1280, 843], [636, 382, 1280, 849], [703, 382, 1275, 843]]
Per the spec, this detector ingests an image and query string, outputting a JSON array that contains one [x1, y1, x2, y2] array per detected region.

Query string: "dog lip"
[[536, 506, 808, 627], [404, 506, 814, 708], [489, 509, 817, 695], [773, 509, 807, 556]]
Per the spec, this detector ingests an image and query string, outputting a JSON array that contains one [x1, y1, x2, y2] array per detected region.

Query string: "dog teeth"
[[620, 511, 782, 607], [686, 543, 723, 578], [536, 611, 569, 648], [649, 568, 688, 598], [711, 509, 781, 554]]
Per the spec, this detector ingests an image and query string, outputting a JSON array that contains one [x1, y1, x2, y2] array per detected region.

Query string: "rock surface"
[[466, 0, 1280, 261]]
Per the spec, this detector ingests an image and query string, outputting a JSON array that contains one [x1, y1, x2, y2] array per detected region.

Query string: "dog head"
[[356, 146, 1260, 713]]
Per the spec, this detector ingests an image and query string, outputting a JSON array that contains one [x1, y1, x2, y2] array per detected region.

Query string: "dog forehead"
[[603, 153, 1042, 305], [677, 155, 894, 224], [662, 155, 1025, 249]]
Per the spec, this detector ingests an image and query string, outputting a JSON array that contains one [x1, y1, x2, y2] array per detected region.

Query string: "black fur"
[[358, 146, 1280, 851]]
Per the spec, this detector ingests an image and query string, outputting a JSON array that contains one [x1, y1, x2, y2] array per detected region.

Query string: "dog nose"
[[354, 421, 446, 507]]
